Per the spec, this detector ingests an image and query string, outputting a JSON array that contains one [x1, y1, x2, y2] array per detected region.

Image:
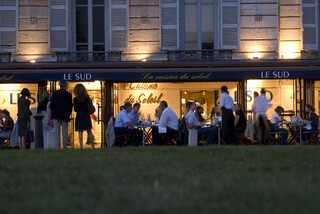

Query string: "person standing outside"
[[50, 80, 73, 149], [73, 84, 95, 149], [219, 86, 234, 144], [17, 88, 32, 150]]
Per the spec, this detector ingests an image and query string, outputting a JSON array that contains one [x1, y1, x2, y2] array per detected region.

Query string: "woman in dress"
[[17, 88, 31, 150], [74, 84, 94, 148]]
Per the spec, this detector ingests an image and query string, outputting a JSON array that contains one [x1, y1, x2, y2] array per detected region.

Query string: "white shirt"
[[114, 109, 130, 128], [129, 110, 139, 123], [186, 110, 200, 127], [219, 92, 234, 110], [252, 95, 272, 114], [271, 112, 280, 124], [157, 107, 179, 130]]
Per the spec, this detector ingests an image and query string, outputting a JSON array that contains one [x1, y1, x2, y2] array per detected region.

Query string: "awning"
[[0, 66, 320, 82]]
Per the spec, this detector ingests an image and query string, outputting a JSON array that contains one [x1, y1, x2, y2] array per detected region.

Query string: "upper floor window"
[[76, 0, 105, 51], [182, 0, 214, 50]]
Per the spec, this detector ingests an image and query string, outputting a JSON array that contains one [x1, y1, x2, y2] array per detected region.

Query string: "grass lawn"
[[1, 146, 320, 214]]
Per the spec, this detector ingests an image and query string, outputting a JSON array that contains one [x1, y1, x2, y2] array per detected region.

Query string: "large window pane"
[[76, 7, 88, 43], [202, 4, 213, 47], [185, 4, 197, 50], [76, 0, 88, 5], [93, 6, 105, 44]]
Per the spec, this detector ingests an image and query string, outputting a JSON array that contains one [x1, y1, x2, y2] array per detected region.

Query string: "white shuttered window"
[[220, 0, 239, 50], [50, 0, 68, 51], [109, 0, 128, 51], [302, 0, 318, 50], [161, 0, 179, 50], [0, 0, 18, 52]]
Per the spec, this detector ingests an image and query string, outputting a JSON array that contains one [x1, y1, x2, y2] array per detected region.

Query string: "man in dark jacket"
[[50, 80, 73, 149]]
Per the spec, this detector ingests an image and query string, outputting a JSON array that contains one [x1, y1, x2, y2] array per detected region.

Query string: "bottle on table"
[[142, 113, 146, 126]]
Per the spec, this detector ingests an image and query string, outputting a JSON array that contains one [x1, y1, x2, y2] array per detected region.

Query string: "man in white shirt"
[[252, 89, 272, 144], [114, 102, 141, 146], [129, 103, 140, 123], [152, 101, 179, 145], [219, 86, 234, 144], [252, 88, 272, 121], [186, 102, 217, 145]]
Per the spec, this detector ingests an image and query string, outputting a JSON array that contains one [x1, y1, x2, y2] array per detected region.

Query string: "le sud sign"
[[261, 71, 290, 79], [63, 73, 92, 81]]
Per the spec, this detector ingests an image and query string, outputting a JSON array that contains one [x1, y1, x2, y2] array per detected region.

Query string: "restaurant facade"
[[0, 0, 320, 146]]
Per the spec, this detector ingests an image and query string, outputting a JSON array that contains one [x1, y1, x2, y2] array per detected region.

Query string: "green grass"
[[1, 146, 320, 214]]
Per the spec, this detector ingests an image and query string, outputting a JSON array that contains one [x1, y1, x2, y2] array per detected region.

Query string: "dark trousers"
[[198, 127, 218, 145], [114, 127, 141, 146], [222, 107, 234, 144], [152, 127, 178, 146]]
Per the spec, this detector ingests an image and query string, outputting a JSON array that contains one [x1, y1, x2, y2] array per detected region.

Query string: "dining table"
[[205, 123, 221, 145], [133, 124, 156, 146], [283, 121, 309, 146]]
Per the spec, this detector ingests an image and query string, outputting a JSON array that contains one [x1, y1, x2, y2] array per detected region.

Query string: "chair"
[[105, 117, 131, 147], [184, 118, 198, 146], [0, 137, 11, 149], [302, 121, 319, 145], [269, 131, 286, 145]]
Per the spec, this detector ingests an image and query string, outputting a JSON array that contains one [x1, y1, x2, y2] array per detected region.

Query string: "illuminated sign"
[[261, 71, 290, 79], [0, 74, 14, 81], [63, 73, 92, 81], [124, 93, 163, 104], [129, 83, 158, 90]]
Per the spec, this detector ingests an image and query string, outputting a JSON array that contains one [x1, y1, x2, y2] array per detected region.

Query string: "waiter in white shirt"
[[152, 101, 179, 146], [114, 102, 141, 146], [219, 86, 234, 144], [252, 88, 272, 144], [252, 88, 272, 121]]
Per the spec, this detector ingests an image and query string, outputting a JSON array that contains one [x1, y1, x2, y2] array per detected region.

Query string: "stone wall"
[[14, 0, 54, 62]]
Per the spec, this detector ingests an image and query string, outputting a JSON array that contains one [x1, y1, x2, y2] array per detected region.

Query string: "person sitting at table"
[[184, 101, 193, 117], [234, 103, 246, 133], [129, 103, 140, 123], [304, 104, 319, 131], [186, 102, 217, 145], [152, 101, 179, 146], [114, 102, 141, 146], [195, 106, 206, 123], [0, 109, 14, 139], [301, 104, 319, 144], [271, 106, 288, 145]]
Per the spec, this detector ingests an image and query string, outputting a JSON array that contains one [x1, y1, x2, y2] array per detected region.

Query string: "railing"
[[2, 50, 320, 63], [56, 50, 234, 62]]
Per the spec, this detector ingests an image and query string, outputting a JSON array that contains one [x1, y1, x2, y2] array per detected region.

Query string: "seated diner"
[[152, 101, 179, 146], [114, 102, 141, 146], [186, 102, 217, 145]]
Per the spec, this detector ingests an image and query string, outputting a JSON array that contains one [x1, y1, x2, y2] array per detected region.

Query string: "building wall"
[[2, 0, 318, 62], [14, 0, 53, 62]]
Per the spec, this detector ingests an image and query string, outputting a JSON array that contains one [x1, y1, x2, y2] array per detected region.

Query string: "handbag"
[[87, 98, 96, 114], [25, 127, 34, 143], [47, 116, 54, 128]]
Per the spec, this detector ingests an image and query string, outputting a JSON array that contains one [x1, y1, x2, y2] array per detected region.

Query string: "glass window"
[[183, 0, 214, 50], [76, 1, 105, 52]]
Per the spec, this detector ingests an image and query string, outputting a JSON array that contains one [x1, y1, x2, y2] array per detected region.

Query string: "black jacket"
[[50, 89, 73, 121], [177, 117, 188, 146]]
